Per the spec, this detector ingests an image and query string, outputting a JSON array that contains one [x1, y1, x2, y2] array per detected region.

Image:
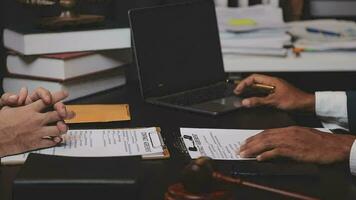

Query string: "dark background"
[[1, 0, 356, 94]]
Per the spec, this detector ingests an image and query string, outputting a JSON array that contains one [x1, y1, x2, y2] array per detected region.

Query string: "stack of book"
[[2, 22, 131, 101]]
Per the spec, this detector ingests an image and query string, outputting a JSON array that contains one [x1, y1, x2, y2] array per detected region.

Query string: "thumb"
[[1, 93, 19, 107], [242, 97, 270, 108]]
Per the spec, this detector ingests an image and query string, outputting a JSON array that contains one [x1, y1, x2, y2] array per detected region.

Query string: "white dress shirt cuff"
[[315, 91, 349, 131], [350, 140, 356, 175]]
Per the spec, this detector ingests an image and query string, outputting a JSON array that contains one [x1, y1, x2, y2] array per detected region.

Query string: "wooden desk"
[[1, 83, 356, 200]]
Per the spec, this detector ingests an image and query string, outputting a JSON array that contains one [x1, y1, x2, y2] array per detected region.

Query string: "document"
[[181, 128, 330, 160], [181, 128, 259, 160], [2, 127, 164, 164]]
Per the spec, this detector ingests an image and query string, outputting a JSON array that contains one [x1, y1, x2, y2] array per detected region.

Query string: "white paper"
[[181, 128, 331, 160], [181, 128, 259, 160], [220, 30, 291, 49], [2, 127, 163, 164]]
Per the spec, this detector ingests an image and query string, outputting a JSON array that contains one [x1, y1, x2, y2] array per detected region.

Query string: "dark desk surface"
[[1, 83, 356, 200]]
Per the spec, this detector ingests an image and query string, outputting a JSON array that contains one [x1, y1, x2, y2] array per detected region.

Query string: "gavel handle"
[[213, 172, 319, 200]]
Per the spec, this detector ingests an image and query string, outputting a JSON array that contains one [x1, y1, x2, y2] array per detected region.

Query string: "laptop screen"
[[130, 0, 226, 98]]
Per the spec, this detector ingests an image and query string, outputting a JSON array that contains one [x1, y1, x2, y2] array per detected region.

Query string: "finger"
[[234, 74, 275, 94], [25, 95, 33, 105], [241, 96, 272, 108], [65, 110, 76, 120], [1, 93, 19, 106], [18, 87, 28, 105], [1, 105, 11, 111], [41, 111, 62, 125], [30, 90, 69, 112], [239, 138, 275, 158], [239, 130, 276, 156], [29, 87, 52, 105], [56, 121, 68, 134], [37, 139, 61, 149], [257, 148, 291, 161], [243, 128, 283, 145], [234, 76, 256, 95], [54, 102, 67, 118], [37, 125, 63, 138], [243, 131, 266, 145], [54, 103, 76, 120]]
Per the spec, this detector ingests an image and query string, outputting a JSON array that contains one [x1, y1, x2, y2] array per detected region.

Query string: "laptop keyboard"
[[156, 82, 235, 106]]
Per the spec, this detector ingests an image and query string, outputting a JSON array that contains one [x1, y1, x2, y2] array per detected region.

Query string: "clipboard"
[[177, 128, 319, 176], [1, 127, 171, 165], [142, 127, 170, 160]]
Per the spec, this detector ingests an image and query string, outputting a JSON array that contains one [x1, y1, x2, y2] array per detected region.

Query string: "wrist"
[[0, 146, 5, 158], [300, 93, 315, 113], [340, 135, 356, 161]]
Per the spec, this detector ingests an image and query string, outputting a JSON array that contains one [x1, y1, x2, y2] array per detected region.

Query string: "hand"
[[0, 91, 75, 157], [239, 126, 356, 164], [234, 74, 315, 112], [0, 87, 70, 119]]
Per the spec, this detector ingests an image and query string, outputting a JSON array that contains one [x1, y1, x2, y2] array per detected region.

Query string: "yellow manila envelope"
[[65, 104, 131, 124]]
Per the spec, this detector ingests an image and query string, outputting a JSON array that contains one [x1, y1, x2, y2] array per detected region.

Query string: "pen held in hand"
[[233, 80, 275, 94]]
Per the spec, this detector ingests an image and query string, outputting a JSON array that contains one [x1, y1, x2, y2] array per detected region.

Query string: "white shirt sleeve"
[[315, 91, 349, 131], [350, 141, 356, 176], [315, 91, 356, 175]]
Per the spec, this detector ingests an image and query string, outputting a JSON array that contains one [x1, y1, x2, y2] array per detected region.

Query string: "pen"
[[306, 27, 342, 37], [233, 80, 275, 93]]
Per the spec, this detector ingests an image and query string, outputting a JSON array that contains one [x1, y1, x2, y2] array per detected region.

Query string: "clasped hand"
[[0, 87, 75, 157]]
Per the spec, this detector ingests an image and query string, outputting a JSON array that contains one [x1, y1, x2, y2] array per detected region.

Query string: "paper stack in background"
[[218, 7, 356, 72], [2, 22, 131, 102], [289, 19, 356, 51], [216, 5, 291, 57]]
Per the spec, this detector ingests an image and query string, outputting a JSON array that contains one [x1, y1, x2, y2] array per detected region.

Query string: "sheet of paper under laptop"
[[2, 127, 167, 165], [180, 127, 330, 160]]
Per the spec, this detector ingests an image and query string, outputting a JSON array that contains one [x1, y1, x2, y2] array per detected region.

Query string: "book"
[[2, 68, 126, 102], [3, 22, 131, 55], [13, 154, 141, 200], [6, 49, 132, 81], [1, 127, 170, 165]]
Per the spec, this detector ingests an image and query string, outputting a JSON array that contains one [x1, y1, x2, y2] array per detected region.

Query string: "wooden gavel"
[[181, 157, 319, 200]]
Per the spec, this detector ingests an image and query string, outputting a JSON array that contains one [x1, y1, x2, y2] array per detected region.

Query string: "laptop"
[[129, 0, 243, 115]]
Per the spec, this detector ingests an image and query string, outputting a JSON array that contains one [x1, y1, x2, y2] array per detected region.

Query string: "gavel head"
[[181, 157, 215, 194]]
